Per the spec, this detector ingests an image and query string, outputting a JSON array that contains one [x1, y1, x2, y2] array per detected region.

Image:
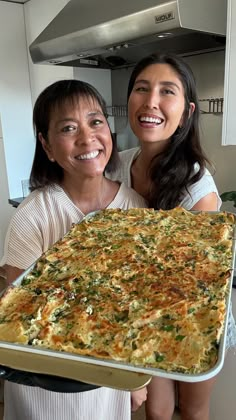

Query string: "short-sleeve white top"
[[106, 147, 222, 210]]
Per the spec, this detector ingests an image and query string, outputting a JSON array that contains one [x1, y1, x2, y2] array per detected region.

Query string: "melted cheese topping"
[[0, 208, 234, 374]]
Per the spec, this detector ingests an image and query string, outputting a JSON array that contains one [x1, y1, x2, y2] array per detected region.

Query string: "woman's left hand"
[[131, 386, 147, 412]]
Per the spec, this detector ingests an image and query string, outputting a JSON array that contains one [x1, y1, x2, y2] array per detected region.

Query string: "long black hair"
[[30, 79, 119, 190], [127, 52, 210, 210]]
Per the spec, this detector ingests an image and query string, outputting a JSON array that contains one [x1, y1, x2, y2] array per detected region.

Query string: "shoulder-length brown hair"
[[30, 79, 119, 190]]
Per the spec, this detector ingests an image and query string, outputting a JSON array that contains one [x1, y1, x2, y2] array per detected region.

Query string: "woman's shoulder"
[[118, 147, 140, 164], [0, 187, 54, 269], [14, 184, 60, 215], [1, 184, 79, 269], [192, 165, 217, 187], [180, 165, 221, 210], [9, 184, 70, 232], [111, 182, 147, 209], [106, 147, 140, 186]]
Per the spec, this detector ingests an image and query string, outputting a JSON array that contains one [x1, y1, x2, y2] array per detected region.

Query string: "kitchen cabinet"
[[0, 1, 33, 259], [222, 0, 236, 145], [0, 1, 34, 199]]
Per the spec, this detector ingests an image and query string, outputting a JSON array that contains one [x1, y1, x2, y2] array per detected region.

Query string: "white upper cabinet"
[[0, 1, 34, 198], [222, 0, 236, 145]]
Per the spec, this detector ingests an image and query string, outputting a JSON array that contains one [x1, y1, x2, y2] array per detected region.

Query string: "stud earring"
[[50, 158, 55, 162]]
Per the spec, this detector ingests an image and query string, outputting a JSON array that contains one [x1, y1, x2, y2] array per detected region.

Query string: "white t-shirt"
[[107, 147, 222, 210], [1, 181, 146, 420]]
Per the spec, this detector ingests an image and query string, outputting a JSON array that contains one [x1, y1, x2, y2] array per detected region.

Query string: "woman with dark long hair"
[[107, 52, 236, 420]]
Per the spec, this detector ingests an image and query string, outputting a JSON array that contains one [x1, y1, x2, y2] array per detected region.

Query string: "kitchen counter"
[[8, 197, 24, 208]]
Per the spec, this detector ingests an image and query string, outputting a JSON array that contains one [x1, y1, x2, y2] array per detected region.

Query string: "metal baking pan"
[[0, 211, 235, 387], [0, 264, 152, 390]]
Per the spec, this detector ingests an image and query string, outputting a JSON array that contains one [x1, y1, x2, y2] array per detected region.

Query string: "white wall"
[[24, 0, 73, 105], [184, 51, 236, 212], [0, 124, 15, 258], [0, 2, 34, 259], [0, 1, 34, 199]]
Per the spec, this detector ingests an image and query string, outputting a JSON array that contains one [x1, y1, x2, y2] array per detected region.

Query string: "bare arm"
[[131, 387, 147, 412], [4, 264, 24, 286], [190, 192, 218, 211]]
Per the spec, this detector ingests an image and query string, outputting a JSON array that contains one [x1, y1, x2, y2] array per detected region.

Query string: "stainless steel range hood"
[[29, 0, 227, 70]]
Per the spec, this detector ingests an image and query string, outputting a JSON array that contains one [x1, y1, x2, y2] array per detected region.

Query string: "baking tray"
[[0, 262, 151, 391], [0, 211, 235, 387]]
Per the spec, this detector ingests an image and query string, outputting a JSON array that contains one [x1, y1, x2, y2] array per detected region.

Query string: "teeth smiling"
[[77, 151, 99, 160], [139, 116, 162, 124]]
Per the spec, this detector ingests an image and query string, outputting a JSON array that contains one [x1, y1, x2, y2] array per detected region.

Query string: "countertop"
[[8, 197, 24, 208]]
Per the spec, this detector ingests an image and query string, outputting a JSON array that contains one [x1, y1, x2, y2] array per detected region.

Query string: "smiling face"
[[39, 96, 113, 182], [128, 63, 194, 148]]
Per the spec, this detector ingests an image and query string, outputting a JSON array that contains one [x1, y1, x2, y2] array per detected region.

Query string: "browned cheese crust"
[[0, 208, 234, 374]]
